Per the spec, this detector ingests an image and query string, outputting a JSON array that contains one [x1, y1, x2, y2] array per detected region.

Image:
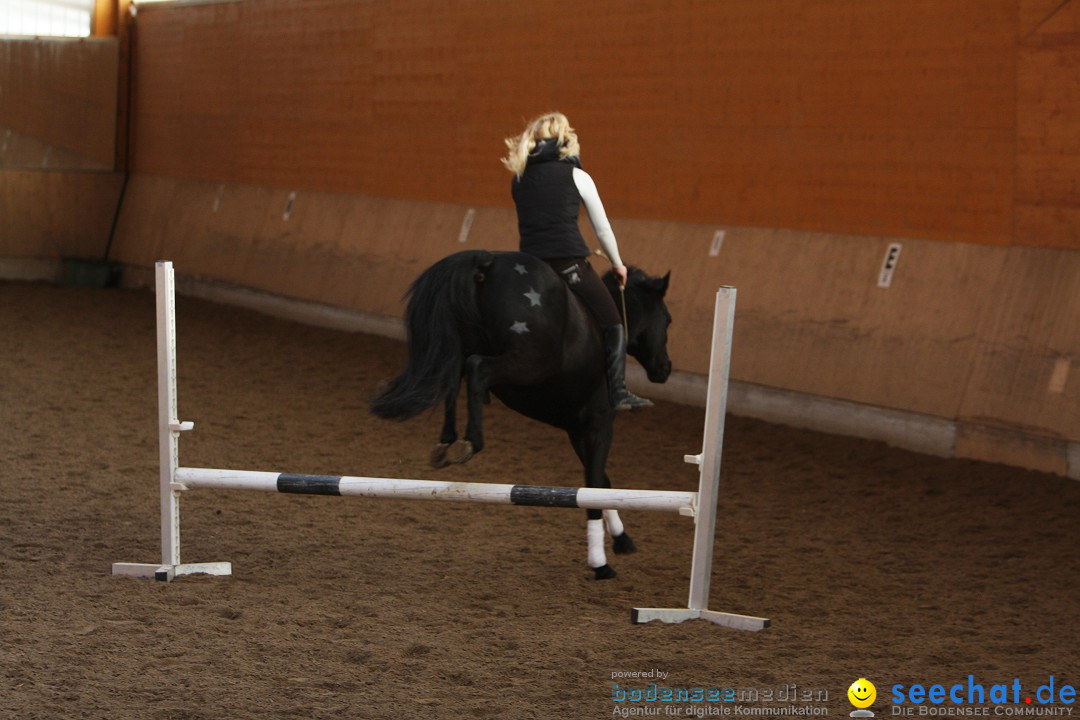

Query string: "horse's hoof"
[[447, 440, 475, 465], [613, 533, 637, 554], [429, 443, 451, 469], [593, 564, 617, 580]]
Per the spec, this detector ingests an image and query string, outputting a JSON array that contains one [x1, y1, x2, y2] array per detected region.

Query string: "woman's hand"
[[613, 264, 629, 287]]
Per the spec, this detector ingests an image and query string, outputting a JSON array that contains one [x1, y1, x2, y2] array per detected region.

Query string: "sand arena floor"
[[1, 280, 1076, 720]]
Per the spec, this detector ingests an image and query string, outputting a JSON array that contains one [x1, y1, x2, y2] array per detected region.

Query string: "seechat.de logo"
[[890, 676, 1076, 712]]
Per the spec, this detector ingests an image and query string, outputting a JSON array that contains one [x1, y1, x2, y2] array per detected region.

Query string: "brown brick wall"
[[127, 0, 1076, 248]]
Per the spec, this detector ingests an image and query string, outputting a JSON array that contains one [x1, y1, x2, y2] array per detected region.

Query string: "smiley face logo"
[[848, 678, 877, 709]]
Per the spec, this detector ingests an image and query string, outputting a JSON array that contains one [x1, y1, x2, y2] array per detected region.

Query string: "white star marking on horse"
[[513, 264, 528, 275], [510, 321, 530, 334], [523, 288, 542, 307]]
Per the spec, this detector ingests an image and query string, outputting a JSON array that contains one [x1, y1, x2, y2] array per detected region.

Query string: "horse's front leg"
[[606, 507, 637, 555], [570, 423, 634, 580]]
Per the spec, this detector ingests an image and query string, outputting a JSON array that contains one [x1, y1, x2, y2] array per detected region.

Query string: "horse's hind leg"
[[430, 376, 473, 467], [430, 393, 458, 468], [427, 354, 495, 468], [461, 353, 518, 456], [434, 354, 519, 467]]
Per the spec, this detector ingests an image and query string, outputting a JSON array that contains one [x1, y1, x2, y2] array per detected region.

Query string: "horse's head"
[[608, 268, 673, 384]]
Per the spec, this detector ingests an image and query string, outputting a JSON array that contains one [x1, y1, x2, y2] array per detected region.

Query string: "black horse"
[[370, 249, 672, 578]]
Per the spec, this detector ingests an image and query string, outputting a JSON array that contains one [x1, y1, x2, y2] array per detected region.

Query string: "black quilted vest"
[[511, 140, 590, 260]]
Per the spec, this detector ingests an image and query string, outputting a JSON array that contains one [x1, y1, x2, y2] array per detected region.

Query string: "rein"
[[595, 248, 630, 328], [618, 284, 629, 329]]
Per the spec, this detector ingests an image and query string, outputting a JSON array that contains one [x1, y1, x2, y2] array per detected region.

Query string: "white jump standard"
[[113, 261, 768, 631]]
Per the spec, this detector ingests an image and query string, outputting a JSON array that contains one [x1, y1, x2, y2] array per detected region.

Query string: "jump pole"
[[113, 262, 767, 630]]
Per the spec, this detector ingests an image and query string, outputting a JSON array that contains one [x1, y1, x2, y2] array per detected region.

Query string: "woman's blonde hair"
[[501, 112, 581, 178]]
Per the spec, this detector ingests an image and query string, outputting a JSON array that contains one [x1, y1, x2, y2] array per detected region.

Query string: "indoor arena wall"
[[5, 0, 1079, 475]]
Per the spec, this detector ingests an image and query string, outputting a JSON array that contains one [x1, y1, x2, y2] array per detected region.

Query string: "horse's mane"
[[601, 265, 659, 295]]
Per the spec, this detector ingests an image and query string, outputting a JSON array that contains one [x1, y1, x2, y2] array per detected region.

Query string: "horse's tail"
[[369, 250, 493, 421]]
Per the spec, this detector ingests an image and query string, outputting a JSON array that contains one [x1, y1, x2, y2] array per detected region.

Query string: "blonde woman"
[[502, 112, 652, 411]]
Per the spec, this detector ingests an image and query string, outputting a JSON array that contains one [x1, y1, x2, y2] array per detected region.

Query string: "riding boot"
[[603, 325, 653, 412]]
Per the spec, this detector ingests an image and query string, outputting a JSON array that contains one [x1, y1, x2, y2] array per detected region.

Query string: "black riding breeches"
[[543, 257, 622, 329]]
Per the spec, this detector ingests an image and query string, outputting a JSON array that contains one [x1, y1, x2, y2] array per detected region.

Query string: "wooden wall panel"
[[641, 228, 1002, 420], [1, 124, 106, 170], [0, 170, 123, 259], [130, 0, 1020, 247], [1015, 0, 1080, 247], [110, 175, 519, 318], [1019, 0, 1070, 34], [0, 38, 118, 168], [132, 1, 372, 191], [959, 247, 1080, 439]]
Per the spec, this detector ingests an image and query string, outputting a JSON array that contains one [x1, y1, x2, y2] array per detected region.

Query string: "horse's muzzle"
[[647, 359, 672, 384]]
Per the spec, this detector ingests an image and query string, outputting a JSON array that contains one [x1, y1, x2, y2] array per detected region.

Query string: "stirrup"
[[613, 389, 653, 412]]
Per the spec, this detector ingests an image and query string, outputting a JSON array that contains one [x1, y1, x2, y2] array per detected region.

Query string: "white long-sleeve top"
[[572, 167, 624, 268]]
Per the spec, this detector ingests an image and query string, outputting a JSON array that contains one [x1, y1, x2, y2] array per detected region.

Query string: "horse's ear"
[[641, 271, 670, 296], [660, 271, 670, 294]]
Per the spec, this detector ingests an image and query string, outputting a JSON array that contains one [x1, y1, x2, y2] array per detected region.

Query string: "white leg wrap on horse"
[[603, 509, 624, 537], [587, 519, 607, 568]]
